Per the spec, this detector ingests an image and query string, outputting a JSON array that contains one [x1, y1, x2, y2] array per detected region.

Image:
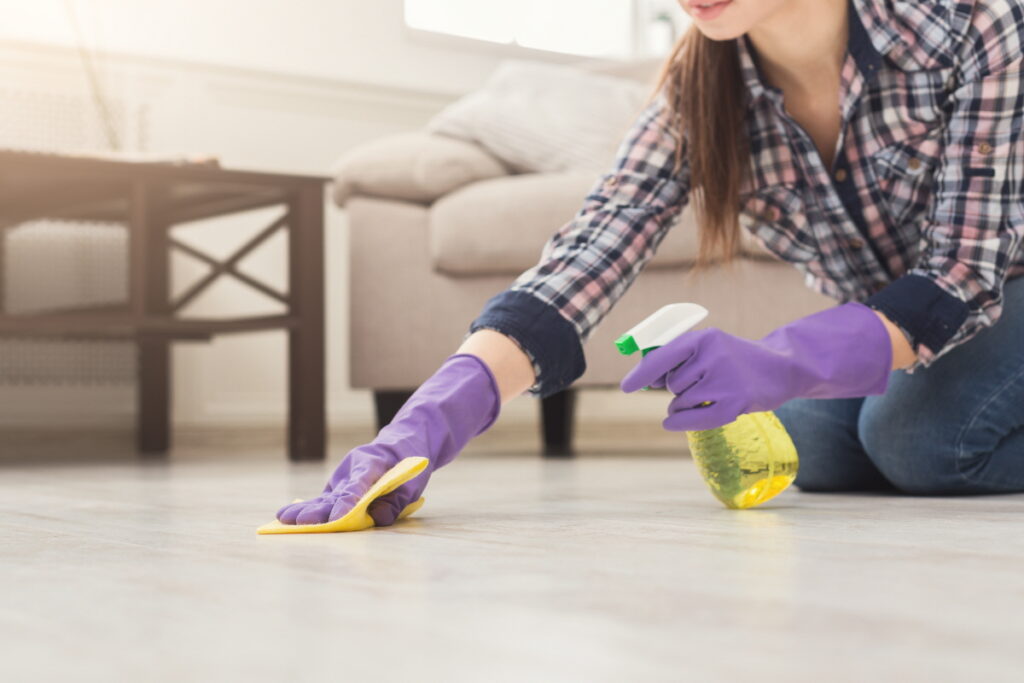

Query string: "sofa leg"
[[540, 389, 576, 457], [374, 390, 414, 432]]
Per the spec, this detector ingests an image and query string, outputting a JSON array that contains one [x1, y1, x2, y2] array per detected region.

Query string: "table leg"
[[131, 182, 171, 455], [287, 185, 326, 461], [138, 339, 171, 453], [0, 224, 7, 315]]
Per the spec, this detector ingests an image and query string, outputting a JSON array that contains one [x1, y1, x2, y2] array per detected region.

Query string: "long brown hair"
[[654, 26, 748, 266]]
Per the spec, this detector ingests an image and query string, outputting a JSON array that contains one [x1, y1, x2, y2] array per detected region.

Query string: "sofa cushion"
[[430, 173, 777, 276], [575, 57, 663, 85], [430, 172, 695, 276], [331, 132, 508, 206], [426, 60, 649, 175]]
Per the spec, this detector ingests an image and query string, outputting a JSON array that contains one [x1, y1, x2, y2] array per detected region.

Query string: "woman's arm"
[[872, 311, 916, 370], [457, 330, 536, 404], [467, 94, 692, 399], [864, 3, 1024, 370]]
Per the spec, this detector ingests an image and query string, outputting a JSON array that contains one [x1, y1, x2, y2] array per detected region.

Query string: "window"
[[404, 0, 690, 59]]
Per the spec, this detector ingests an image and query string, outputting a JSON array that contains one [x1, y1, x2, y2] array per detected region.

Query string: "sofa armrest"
[[331, 132, 509, 207]]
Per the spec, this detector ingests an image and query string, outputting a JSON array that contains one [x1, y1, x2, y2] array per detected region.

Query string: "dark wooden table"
[[0, 150, 329, 461]]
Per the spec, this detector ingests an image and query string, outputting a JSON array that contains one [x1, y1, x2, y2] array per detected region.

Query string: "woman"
[[276, 0, 1024, 526]]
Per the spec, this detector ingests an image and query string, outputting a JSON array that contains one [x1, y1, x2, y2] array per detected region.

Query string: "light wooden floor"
[[2, 430, 1023, 682]]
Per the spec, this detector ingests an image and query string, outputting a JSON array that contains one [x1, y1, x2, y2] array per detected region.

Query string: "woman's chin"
[[693, 24, 747, 41]]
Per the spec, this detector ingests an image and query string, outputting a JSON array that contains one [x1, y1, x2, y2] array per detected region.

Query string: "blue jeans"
[[776, 276, 1024, 495]]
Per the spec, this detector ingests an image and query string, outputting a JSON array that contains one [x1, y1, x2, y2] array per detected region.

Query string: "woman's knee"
[[858, 397, 970, 495], [776, 398, 882, 492]]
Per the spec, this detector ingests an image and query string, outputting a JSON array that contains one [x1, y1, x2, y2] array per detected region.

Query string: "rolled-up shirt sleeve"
[[470, 93, 691, 397], [867, 1, 1024, 367]]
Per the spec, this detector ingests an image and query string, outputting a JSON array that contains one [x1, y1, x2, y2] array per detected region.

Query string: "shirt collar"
[[736, 32, 779, 109], [847, 0, 895, 74], [849, 0, 968, 71]]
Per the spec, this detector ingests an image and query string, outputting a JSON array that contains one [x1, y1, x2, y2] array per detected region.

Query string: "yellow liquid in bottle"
[[685, 411, 799, 509]]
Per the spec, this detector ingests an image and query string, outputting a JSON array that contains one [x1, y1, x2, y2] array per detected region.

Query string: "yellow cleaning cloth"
[[257, 456, 428, 535]]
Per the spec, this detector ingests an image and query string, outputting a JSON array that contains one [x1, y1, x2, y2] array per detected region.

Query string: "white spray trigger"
[[614, 303, 709, 356]]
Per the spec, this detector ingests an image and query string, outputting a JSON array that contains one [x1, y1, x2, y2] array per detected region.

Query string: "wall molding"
[[0, 38, 458, 114]]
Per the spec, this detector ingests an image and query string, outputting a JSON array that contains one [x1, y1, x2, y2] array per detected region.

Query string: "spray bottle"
[[615, 303, 799, 509]]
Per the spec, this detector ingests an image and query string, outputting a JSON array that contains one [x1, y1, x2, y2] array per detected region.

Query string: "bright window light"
[[404, 0, 637, 58]]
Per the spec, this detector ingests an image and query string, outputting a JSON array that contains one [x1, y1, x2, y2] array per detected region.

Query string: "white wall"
[[0, 0, 584, 95]]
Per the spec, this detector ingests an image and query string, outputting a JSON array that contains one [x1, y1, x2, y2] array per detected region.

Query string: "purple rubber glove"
[[276, 353, 500, 526], [621, 302, 892, 431]]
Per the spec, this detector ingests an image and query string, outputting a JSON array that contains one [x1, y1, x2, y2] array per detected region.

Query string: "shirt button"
[[849, 238, 865, 250], [834, 168, 848, 182], [978, 142, 993, 155], [603, 176, 619, 189], [907, 157, 922, 171]]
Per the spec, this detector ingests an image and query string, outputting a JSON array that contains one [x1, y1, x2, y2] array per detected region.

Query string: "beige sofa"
[[332, 91, 831, 455]]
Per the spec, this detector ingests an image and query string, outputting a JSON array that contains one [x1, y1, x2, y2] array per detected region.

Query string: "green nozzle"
[[614, 333, 640, 356]]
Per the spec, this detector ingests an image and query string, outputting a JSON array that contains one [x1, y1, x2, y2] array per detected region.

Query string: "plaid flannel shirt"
[[471, 0, 1024, 397]]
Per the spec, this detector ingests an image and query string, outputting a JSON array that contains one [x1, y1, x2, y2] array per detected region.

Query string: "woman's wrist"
[[871, 309, 916, 370], [456, 329, 537, 404]]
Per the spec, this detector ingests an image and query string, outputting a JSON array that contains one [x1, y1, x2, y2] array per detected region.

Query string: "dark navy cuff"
[[469, 289, 586, 398], [865, 274, 970, 354]]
